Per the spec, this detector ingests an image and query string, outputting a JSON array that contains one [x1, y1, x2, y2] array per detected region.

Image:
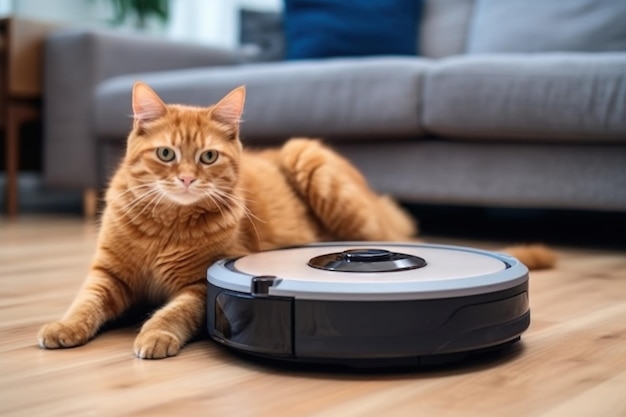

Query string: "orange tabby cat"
[[38, 83, 555, 359], [37, 82, 417, 359]]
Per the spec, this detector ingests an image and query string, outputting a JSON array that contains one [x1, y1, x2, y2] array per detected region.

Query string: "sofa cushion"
[[284, 0, 423, 59], [423, 53, 626, 141], [468, 0, 626, 53], [95, 57, 432, 143]]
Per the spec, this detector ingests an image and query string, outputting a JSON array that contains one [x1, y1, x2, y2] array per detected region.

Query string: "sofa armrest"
[[44, 28, 241, 189]]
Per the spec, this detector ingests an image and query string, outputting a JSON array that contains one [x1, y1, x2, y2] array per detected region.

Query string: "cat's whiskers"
[[212, 190, 261, 223], [207, 189, 239, 217], [123, 188, 165, 226], [209, 188, 263, 250], [201, 189, 225, 217], [220, 185, 260, 207], [150, 189, 169, 217], [115, 187, 164, 228], [117, 187, 161, 215], [212, 187, 266, 224]]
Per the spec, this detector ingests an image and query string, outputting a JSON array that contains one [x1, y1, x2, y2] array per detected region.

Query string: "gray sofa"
[[44, 0, 626, 213]]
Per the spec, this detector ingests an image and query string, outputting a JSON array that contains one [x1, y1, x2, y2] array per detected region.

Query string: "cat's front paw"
[[133, 330, 182, 359], [37, 321, 91, 349]]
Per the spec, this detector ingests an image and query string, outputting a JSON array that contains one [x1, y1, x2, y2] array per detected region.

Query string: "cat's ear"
[[211, 86, 246, 129], [132, 82, 167, 130]]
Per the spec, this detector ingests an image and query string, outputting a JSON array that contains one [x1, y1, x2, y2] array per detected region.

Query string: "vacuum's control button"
[[342, 249, 393, 262], [251, 275, 279, 296]]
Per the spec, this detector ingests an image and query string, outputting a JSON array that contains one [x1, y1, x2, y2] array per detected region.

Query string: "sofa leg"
[[83, 188, 98, 219]]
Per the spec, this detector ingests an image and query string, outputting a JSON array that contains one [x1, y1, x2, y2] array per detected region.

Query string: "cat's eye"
[[200, 150, 219, 165], [156, 147, 176, 162]]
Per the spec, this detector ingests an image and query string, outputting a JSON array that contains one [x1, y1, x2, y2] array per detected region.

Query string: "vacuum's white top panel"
[[235, 245, 505, 283], [207, 243, 529, 301]]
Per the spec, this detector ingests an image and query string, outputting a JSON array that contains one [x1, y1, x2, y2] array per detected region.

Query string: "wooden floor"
[[1, 216, 626, 417]]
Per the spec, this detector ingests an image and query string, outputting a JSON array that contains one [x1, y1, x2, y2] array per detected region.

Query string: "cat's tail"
[[502, 244, 557, 270]]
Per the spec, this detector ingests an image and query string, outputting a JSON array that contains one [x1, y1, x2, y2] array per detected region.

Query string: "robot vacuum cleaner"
[[206, 242, 530, 367]]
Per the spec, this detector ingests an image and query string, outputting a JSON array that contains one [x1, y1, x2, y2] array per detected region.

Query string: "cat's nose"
[[178, 176, 197, 187]]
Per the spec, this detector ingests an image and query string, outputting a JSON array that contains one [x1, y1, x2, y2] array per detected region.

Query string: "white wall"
[[9, 0, 282, 47], [0, 0, 12, 16]]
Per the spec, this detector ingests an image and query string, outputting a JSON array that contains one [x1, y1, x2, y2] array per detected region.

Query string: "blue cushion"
[[284, 0, 422, 60]]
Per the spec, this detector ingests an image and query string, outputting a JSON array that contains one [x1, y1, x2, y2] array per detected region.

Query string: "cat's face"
[[124, 83, 245, 207]]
